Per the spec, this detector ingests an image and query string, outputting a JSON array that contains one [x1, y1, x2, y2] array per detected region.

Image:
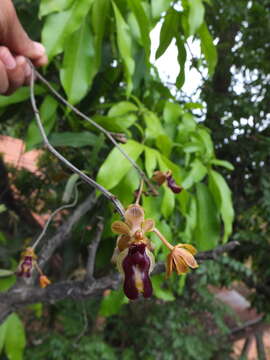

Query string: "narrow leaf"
[[97, 140, 144, 190], [60, 20, 96, 104], [209, 170, 234, 243], [198, 22, 217, 76], [155, 9, 179, 59], [112, 2, 135, 95], [194, 183, 220, 251], [42, 0, 93, 59], [188, 0, 205, 36], [5, 314, 26, 360]]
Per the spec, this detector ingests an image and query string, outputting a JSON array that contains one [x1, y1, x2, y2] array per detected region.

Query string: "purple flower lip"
[[166, 175, 183, 194], [122, 243, 153, 300], [16, 256, 33, 278]]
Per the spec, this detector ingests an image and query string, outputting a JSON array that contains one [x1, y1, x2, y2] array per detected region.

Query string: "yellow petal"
[[142, 219, 155, 233], [116, 248, 129, 274], [111, 221, 130, 235], [174, 248, 198, 269], [146, 248, 155, 274], [177, 243, 197, 255]]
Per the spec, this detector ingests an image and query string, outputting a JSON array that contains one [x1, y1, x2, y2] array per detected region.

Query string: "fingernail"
[[2, 54, 16, 69], [33, 42, 46, 56]]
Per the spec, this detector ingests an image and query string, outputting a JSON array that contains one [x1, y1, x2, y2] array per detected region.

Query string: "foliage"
[[1, 0, 269, 359]]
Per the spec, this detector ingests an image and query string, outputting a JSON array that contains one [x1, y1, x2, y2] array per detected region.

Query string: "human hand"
[[0, 0, 48, 95]]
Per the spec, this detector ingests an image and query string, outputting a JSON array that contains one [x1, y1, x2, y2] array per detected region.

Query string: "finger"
[[32, 53, 48, 67], [6, 56, 28, 95], [0, 46, 16, 70], [1, 2, 47, 63], [0, 60, 9, 94]]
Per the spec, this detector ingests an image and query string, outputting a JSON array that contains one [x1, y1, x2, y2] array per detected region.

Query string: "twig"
[[29, 67, 125, 218], [32, 67, 157, 195], [255, 330, 266, 360], [32, 186, 79, 250], [85, 219, 104, 283], [195, 241, 240, 261], [240, 336, 253, 359], [0, 240, 241, 324]]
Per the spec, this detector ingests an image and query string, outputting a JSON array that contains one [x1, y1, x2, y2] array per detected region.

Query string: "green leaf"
[[5, 314, 26, 360], [49, 131, 98, 148], [144, 147, 157, 177], [163, 102, 182, 124], [181, 159, 207, 189], [188, 0, 205, 35], [92, 0, 110, 69], [97, 140, 144, 190], [62, 174, 79, 203], [108, 101, 137, 117], [127, 0, 151, 58], [0, 320, 7, 353], [161, 186, 175, 218], [151, 0, 171, 19], [210, 159, 234, 171], [0, 205, 6, 214], [39, 0, 74, 18], [196, 127, 214, 158], [176, 38, 187, 88], [0, 86, 45, 108], [198, 22, 217, 76], [183, 195, 197, 240], [194, 183, 220, 251], [112, 2, 135, 95], [152, 274, 175, 301], [42, 0, 93, 59], [112, 167, 140, 207], [209, 170, 234, 243], [99, 289, 126, 317], [0, 270, 14, 278], [92, 114, 137, 133], [156, 134, 172, 157], [60, 20, 96, 104], [155, 9, 179, 59], [143, 111, 164, 139], [25, 95, 58, 151]]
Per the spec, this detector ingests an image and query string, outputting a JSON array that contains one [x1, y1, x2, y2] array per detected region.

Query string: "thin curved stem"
[[32, 186, 79, 250], [32, 67, 157, 195], [29, 67, 125, 218], [153, 228, 174, 251]]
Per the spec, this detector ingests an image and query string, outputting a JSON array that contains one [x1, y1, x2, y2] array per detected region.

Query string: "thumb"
[[3, 3, 47, 63]]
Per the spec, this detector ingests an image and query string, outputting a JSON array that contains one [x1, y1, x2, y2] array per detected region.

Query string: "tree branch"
[[85, 219, 104, 283], [0, 240, 240, 324], [38, 192, 97, 270], [29, 69, 125, 218]]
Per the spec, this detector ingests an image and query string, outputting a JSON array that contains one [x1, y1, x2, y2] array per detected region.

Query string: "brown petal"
[[111, 221, 130, 235], [141, 218, 155, 233], [175, 247, 198, 269], [177, 243, 197, 255], [166, 253, 173, 278], [125, 204, 144, 231], [117, 234, 131, 251], [152, 171, 167, 185], [173, 255, 189, 274]]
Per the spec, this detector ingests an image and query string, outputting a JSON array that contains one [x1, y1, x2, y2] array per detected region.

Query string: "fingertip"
[[33, 53, 48, 67], [33, 42, 46, 58]]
